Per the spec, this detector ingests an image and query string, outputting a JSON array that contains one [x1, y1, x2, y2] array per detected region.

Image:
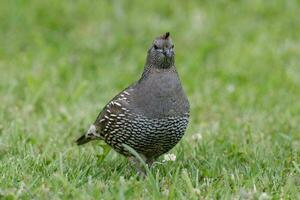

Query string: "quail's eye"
[[153, 44, 159, 49], [171, 44, 174, 48]]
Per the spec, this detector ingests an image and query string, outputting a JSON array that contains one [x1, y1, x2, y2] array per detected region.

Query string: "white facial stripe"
[[87, 124, 96, 134]]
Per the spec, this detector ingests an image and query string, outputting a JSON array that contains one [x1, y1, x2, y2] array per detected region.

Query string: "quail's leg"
[[128, 156, 157, 177], [128, 156, 146, 177], [145, 158, 155, 167]]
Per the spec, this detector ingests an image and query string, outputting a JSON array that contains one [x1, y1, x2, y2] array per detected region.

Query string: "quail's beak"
[[163, 49, 172, 58]]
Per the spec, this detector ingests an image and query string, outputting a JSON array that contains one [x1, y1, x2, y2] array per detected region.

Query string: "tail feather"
[[76, 124, 100, 145], [76, 134, 92, 145]]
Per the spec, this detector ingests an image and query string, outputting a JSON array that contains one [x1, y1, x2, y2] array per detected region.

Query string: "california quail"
[[76, 32, 190, 170]]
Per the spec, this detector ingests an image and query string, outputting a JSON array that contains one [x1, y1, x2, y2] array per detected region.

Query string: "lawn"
[[0, 0, 300, 199]]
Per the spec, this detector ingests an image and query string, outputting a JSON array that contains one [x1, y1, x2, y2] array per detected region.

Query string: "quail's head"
[[147, 32, 175, 68]]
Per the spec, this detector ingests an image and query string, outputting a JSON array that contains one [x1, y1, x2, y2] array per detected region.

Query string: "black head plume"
[[163, 32, 170, 39]]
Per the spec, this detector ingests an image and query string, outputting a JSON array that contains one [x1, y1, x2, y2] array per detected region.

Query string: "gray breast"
[[130, 69, 190, 118]]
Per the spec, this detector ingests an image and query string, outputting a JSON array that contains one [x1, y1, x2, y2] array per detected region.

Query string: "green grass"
[[1, 0, 300, 199]]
